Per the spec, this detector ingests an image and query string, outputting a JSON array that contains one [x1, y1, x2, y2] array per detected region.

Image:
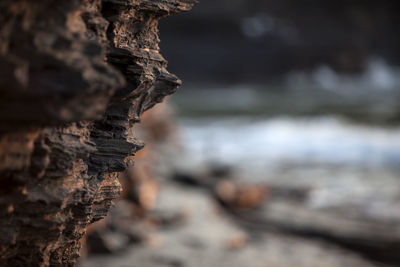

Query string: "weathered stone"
[[0, 0, 196, 266]]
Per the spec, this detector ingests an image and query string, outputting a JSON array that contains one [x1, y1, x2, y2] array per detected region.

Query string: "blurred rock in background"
[[160, 0, 400, 83], [80, 1, 400, 267]]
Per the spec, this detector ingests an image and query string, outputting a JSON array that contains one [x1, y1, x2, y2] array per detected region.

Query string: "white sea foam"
[[179, 116, 400, 167]]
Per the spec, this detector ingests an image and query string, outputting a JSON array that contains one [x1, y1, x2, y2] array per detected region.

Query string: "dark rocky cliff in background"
[[158, 0, 400, 124], [159, 0, 400, 84], [0, 0, 195, 266]]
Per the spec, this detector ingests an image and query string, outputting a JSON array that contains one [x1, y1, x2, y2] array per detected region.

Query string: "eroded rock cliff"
[[0, 0, 196, 266]]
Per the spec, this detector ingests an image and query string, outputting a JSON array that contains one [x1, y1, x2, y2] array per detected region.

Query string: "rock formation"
[[0, 0, 196, 266]]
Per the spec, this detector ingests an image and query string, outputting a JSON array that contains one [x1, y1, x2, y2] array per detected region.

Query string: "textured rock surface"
[[0, 0, 196, 266]]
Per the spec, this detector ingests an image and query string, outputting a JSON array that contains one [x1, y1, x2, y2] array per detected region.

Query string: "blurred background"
[[80, 1, 400, 266]]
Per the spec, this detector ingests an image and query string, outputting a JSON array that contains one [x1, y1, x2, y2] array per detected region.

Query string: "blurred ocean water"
[[174, 116, 400, 215], [169, 60, 400, 218], [179, 116, 400, 167]]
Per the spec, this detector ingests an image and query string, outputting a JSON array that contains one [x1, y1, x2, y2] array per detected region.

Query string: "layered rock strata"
[[0, 0, 196, 266]]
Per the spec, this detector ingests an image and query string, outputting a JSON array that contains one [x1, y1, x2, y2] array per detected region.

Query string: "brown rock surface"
[[0, 0, 196, 266]]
